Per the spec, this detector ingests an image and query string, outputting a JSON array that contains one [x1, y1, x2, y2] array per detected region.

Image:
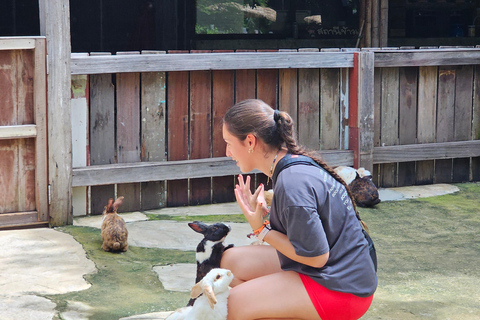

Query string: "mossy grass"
[[46, 183, 480, 319]]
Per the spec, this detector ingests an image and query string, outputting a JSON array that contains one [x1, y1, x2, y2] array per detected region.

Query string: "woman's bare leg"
[[221, 246, 320, 320], [221, 245, 282, 287]]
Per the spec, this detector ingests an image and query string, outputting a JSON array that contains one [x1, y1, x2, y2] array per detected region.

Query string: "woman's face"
[[222, 124, 254, 173]]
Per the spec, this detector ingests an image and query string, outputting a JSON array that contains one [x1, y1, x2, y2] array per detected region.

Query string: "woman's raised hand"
[[235, 175, 267, 230]]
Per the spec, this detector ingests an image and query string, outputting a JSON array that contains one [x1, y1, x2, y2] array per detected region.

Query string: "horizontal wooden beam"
[[0, 37, 36, 50], [0, 125, 37, 140], [71, 52, 354, 75], [0, 211, 43, 229], [373, 140, 480, 164], [373, 49, 480, 67], [72, 151, 354, 187]]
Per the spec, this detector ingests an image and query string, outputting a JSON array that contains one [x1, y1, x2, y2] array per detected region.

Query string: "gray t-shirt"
[[270, 154, 377, 297]]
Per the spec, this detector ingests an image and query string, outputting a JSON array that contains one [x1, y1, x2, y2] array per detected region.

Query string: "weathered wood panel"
[[71, 51, 355, 75], [167, 70, 189, 206], [190, 66, 212, 205], [398, 67, 417, 186], [278, 68, 298, 126], [416, 66, 437, 185], [72, 151, 354, 187], [435, 66, 456, 183], [320, 69, 340, 150], [452, 65, 473, 182], [71, 74, 88, 216], [89, 63, 115, 214], [374, 141, 480, 163], [298, 68, 320, 150], [116, 70, 141, 212], [374, 49, 480, 68], [473, 65, 480, 181], [140, 69, 167, 210], [379, 67, 399, 187], [212, 65, 235, 203]]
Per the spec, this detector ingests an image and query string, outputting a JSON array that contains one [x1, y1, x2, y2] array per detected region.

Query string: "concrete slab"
[[127, 220, 257, 250], [153, 263, 196, 292], [379, 183, 459, 202], [0, 294, 56, 320], [73, 211, 148, 228], [144, 202, 242, 216], [0, 228, 96, 295]]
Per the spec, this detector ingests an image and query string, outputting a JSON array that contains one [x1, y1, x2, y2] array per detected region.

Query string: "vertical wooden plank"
[[398, 67, 418, 186], [141, 60, 167, 210], [39, 0, 73, 226], [435, 66, 455, 183], [472, 65, 480, 181], [34, 38, 48, 221], [167, 70, 189, 206], [0, 140, 18, 213], [89, 60, 115, 214], [235, 50, 256, 103], [71, 73, 88, 216], [358, 51, 375, 172], [16, 49, 36, 213], [257, 69, 277, 108], [212, 63, 235, 203], [340, 68, 349, 150], [298, 68, 320, 150], [279, 68, 298, 126], [190, 65, 212, 205], [372, 67, 382, 185], [416, 66, 437, 185], [320, 68, 340, 150], [234, 62, 256, 192], [380, 67, 399, 187], [0, 50, 18, 213], [116, 69, 141, 212], [453, 65, 473, 182]]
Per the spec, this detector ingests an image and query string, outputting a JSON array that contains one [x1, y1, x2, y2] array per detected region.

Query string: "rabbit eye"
[[215, 274, 222, 280]]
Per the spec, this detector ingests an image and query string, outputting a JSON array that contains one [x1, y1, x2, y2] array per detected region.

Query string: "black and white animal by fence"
[[165, 268, 234, 320], [334, 166, 381, 207], [187, 221, 234, 306]]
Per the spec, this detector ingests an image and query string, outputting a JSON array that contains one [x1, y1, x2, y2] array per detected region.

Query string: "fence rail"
[[68, 48, 480, 215]]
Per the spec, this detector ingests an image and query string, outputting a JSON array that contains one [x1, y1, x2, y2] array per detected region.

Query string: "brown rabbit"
[[101, 196, 128, 252]]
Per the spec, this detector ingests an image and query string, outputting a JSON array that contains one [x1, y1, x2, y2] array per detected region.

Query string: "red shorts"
[[299, 273, 374, 320]]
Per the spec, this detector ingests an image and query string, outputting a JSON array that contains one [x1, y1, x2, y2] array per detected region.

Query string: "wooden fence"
[[69, 48, 480, 216]]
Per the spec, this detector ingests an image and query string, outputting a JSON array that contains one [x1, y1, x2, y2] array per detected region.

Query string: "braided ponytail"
[[275, 110, 367, 230]]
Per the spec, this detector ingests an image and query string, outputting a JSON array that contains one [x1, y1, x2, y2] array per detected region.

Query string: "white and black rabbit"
[[187, 221, 234, 306]]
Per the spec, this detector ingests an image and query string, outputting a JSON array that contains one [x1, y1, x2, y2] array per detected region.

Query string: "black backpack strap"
[[272, 154, 321, 184]]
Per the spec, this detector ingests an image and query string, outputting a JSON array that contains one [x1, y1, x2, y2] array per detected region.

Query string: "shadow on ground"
[[49, 183, 480, 319]]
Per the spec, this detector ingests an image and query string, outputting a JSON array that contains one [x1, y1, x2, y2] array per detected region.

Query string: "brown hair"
[[223, 99, 366, 229]]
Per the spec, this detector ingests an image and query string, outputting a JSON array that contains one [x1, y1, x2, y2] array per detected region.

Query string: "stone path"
[[0, 184, 460, 319]]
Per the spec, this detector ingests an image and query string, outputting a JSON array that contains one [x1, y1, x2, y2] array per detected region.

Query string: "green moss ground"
[[46, 182, 480, 319]]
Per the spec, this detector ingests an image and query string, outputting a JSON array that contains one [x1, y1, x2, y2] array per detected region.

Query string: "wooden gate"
[[0, 37, 48, 229]]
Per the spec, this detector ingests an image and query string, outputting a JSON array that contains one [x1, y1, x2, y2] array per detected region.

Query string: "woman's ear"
[[246, 133, 257, 149]]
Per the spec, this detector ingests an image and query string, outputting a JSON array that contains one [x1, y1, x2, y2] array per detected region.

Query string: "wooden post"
[[39, 0, 72, 226], [349, 51, 375, 172]]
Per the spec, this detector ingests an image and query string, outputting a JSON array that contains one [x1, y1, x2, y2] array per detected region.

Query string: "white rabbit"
[[166, 268, 234, 320]]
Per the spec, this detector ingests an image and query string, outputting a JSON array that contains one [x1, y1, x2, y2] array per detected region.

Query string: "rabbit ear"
[[188, 221, 207, 234], [203, 285, 217, 309], [113, 196, 124, 210], [190, 281, 203, 299]]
